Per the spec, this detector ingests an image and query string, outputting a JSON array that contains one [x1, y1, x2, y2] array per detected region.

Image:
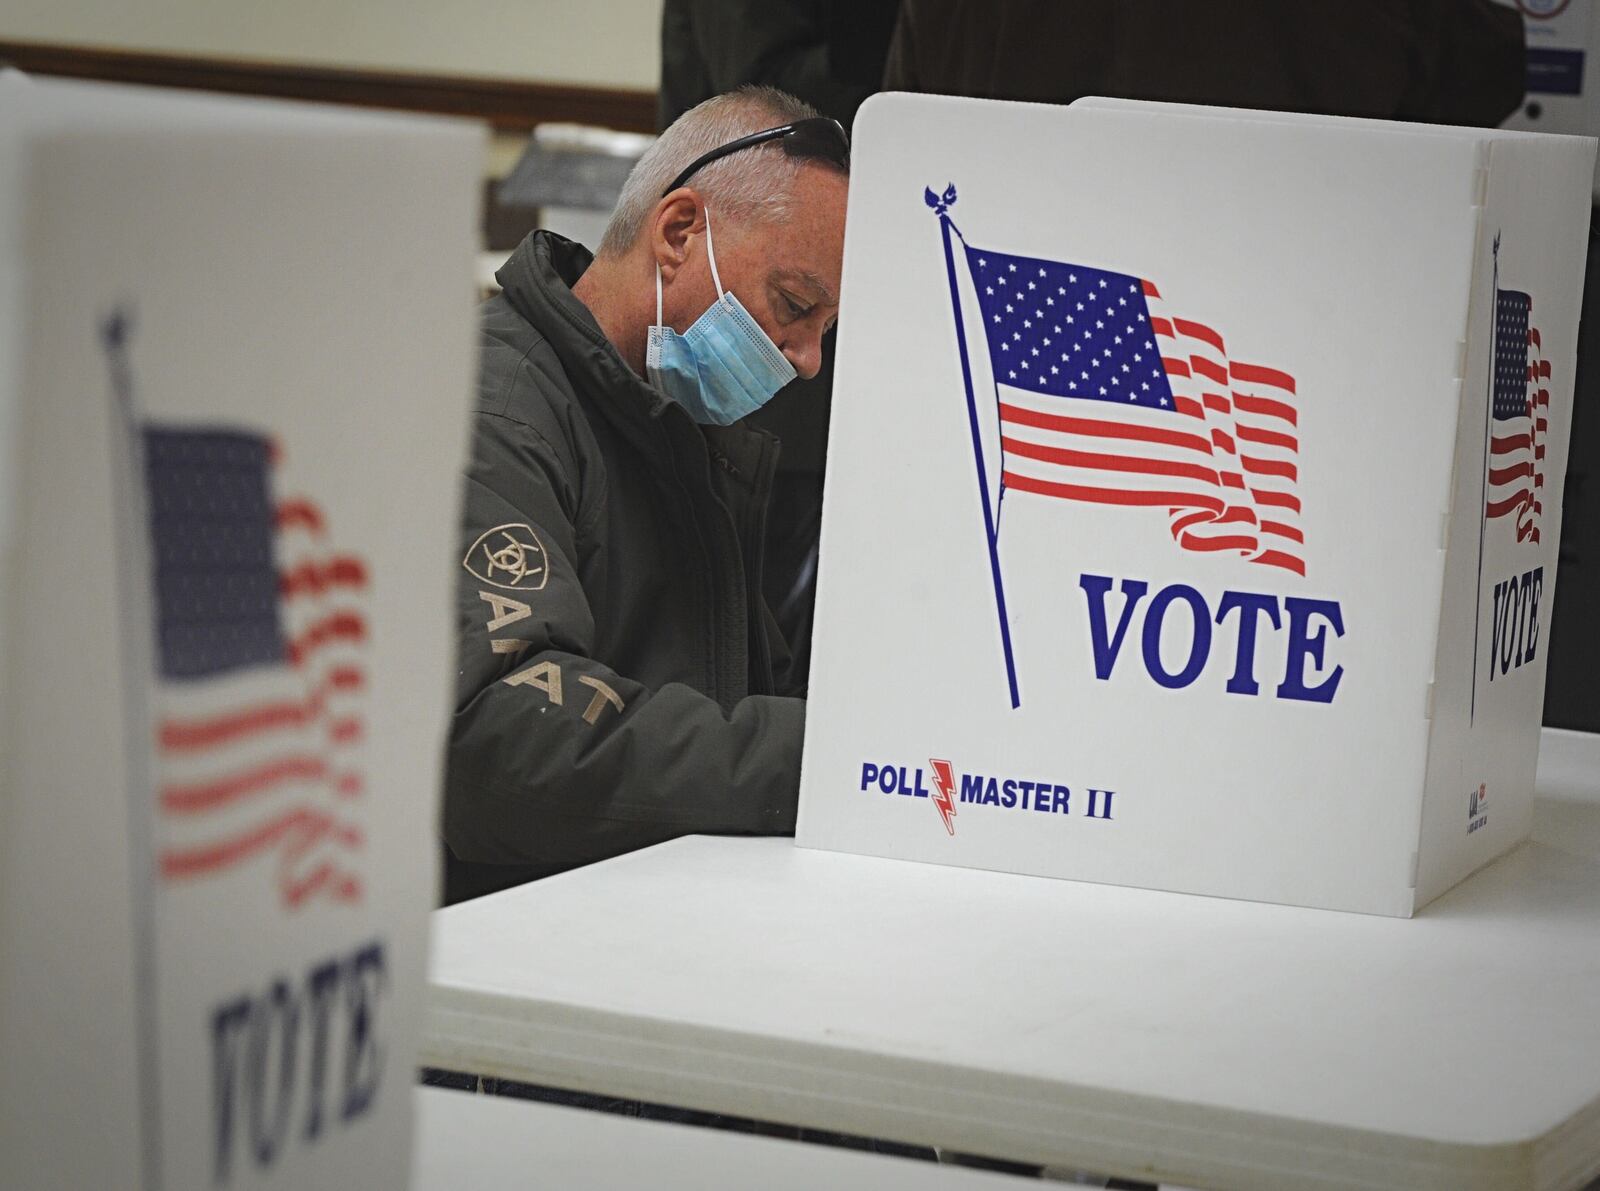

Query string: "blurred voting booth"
[[0, 75, 481, 1189], [799, 94, 1595, 917]]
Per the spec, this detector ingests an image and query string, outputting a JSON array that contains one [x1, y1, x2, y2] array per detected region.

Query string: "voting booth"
[[0, 76, 481, 1189], [798, 94, 1595, 917]]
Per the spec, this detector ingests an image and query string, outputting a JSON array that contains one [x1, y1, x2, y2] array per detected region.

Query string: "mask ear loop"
[[655, 207, 721, 325], [703, 209, 727, 301]]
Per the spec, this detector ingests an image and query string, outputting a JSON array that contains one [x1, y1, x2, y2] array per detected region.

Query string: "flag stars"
[[1038, 374, 1048, 386], [998, 277, 1007, 286], [1142, 382, 1150, 391], [1118, 297, 1127, 306], [1006, 304, 1014, 313], [1065, 316, 1074, 325], [1039, 267, 1047, 275], [986, 286, 994, 295], [1042, 336, 1052, 346], [1096, 320, 1104, 329], [1009, 263, 1017, 272], [1031, 347, 1040, 356], [1027, 281, 1036, 290], [1001, 342, 1010, 351], [1050, 365, 1059, 375], [1160, 396, 1169, 406], [1009, 370, 1017, 379], [1077, 302, 1085, 311], [1021, 360, 1030, 369], [1099, 279, 1108, 288], [1046, 296, 1055, 306], [1100, 386, 1108, 395], [979, 257, 988, 267], [1023, 319, 1032, 328], [1012, 331, 1021, 341]]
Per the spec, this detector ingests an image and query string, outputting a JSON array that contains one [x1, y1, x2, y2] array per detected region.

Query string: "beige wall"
[[0, 0, 663, 90]]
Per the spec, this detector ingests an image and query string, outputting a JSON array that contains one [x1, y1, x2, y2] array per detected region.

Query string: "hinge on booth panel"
[[1409, 850, 1420, 889], [1425, 679, 1436, 719], [1474, 166, 1490, 207]]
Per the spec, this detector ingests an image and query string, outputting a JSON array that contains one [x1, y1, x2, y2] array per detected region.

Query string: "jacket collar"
[[494, 230, 672, 419], [495, 229, 781, 469]]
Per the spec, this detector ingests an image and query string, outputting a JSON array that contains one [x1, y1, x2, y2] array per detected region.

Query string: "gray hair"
[[597, 86, 838, 258]]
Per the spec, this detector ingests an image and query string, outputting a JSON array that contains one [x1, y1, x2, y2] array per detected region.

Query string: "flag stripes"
[[967, 245, 1305, 576], [145, 427, 368, 909]]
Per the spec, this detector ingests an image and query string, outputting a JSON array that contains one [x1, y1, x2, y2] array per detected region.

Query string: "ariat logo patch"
[[464, 522, 549, 591]]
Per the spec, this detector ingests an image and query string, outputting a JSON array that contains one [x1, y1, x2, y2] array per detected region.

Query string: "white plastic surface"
[[425, 728, 1600, 1191]]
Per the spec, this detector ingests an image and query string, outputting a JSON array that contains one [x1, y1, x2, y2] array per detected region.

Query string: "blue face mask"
[[645, 209, 797, 425]]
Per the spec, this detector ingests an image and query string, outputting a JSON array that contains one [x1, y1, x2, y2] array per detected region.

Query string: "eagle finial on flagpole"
[[924, 183, 958, 217]]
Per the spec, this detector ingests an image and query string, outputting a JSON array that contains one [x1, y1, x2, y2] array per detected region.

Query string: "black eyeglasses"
[[661, 117, 850, 197]]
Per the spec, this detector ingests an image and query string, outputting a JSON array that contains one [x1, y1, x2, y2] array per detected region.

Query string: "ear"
[[650, 189, 704, 286]]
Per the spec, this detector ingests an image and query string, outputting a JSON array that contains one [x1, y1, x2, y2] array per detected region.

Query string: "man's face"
[[663, 163, 848, 381]]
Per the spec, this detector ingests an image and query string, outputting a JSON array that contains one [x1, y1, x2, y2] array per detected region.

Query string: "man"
[[442, 87, 849, 903]]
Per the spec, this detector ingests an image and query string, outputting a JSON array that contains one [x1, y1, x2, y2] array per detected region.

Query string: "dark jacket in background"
[[658, 0, 897, 130], [442, 231, 803, 903], [884, 0, 1525, 126]]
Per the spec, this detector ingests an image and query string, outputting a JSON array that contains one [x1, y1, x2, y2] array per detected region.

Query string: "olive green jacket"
[[442, 231, 802, 903]]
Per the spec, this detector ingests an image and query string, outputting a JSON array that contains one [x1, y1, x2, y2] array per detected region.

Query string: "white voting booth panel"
[[0, 76, 482, 1190], [798, 94, 1595, 917]]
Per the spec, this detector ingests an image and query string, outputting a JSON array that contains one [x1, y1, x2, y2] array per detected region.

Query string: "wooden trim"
[[0, 39, 658, 133]]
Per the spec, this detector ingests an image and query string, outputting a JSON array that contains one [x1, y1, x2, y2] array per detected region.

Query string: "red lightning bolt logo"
[[929, 758, 957, 836]]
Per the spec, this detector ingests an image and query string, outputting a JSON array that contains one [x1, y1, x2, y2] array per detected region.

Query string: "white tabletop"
[[424, 728, 1600, 1191], [410, 1085, 1044, 1188]]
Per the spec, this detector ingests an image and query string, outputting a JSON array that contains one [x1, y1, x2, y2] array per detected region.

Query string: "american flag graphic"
[[144, 428, 367, 908], [1486, 287, 1547, 544], [966, 247, 1305, 576]]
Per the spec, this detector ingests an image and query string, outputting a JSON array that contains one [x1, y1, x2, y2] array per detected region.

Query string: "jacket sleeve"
[[444, 408, 805, 871]]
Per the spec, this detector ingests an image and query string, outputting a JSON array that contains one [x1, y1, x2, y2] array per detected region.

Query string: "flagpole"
[[930, 188, 1021, 709], [1471, 233, 1500, 725], [103, 308, 167, 1191]]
